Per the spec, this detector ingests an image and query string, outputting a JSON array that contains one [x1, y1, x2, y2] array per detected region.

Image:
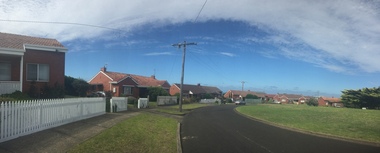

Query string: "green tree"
[[72, 78, 90, 97], [306, 97, 318, 106], [246, 94, 259, 99], [202, 93, 213, 99], [65, 76, 77, 96], [341, 87, 380, 109], [147, 87, 169, 101]]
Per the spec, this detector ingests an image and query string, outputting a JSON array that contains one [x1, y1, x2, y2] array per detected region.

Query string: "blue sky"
[[1, 0, 380, 97]]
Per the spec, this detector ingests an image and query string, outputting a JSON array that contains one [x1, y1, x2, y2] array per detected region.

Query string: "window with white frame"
[[0, 62, 11, 81], [123, 86, 132, 95], [27, 64, 49, 81]]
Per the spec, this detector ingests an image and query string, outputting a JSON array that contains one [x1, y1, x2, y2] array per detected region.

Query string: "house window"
[[0, 62, 11, 81], [27, 64, 49, 81], [123, 86, 133, 95]]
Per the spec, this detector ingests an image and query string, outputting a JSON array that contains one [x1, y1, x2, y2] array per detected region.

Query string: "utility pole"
[[172, 41, 197, 112], [241, 81, 245, 91]]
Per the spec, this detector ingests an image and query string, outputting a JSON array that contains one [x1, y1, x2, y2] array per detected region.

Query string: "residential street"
[[181, 105, 379, 153]]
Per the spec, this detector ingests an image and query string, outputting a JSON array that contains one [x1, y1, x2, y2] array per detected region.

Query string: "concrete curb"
[[177, 123, 182, 153]]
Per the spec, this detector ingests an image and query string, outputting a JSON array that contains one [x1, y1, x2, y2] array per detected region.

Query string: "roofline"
[[88, 71, 113, 83], [117, 75, 138, 84], [0, 47, 25, 56], [24, 44, 67, 52]]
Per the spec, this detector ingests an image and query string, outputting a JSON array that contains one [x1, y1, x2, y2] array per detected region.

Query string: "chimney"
[[197, 83, 200, 86], [100, 66, 106, 72], [151, 75, 156, 79]]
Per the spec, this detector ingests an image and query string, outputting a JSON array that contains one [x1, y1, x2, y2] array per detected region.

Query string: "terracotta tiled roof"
[[278, 94, 304, 99], [174, 84, 222, 95], [321, 97, 341, 103], [228, 90, 266, 97], [103, 71, 169, 87], [0, 32, 64, 49]]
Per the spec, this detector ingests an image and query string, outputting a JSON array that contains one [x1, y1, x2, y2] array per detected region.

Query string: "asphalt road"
[[181, 105, 379, 153]]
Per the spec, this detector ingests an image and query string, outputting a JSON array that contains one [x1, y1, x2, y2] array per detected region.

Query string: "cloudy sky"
[[1, 0, 380, 97]]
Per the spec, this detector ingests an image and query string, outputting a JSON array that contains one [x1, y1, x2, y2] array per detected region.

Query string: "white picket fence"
[[110, 97, 128, 112], [0, 97, 106, 143]]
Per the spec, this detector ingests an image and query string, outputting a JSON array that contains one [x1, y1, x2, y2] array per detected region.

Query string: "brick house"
[[223, 90, 266, 100], [0, 32, 67, 96], [318, 97, 343, 107], [170, 83, 222, 99], [88, 67, 170, 98], [273, 94, 306, 104]]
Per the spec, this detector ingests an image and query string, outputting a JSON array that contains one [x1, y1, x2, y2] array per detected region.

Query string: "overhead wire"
[[0, 19, 126, 32]]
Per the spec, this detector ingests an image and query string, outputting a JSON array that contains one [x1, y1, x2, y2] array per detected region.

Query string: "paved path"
[[181, 105, 380, 153], [0, 111, 141, 153]]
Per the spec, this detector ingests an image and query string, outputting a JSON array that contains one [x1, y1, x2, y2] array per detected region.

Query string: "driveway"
[[181, 105, 379, 153]]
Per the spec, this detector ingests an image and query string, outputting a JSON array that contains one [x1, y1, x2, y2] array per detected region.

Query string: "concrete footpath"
[[0, 110, 141, 153]]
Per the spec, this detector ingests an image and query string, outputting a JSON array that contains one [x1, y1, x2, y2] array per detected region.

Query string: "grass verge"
[[236, 104, 380, 143], [68, 113, 178, 153]]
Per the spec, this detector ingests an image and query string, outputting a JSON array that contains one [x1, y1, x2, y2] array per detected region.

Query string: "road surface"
[[181, 105, 379, 153]]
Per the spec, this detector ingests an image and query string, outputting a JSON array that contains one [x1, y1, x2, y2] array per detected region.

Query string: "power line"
[[194, 0, 208, 22], [0, 19, 125, 32]]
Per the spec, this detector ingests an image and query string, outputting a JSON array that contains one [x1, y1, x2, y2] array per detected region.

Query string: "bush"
[[1, 91, 32, 102], [306, 97, 319, 106], [128, 96, 137, 105], [226, 98, 233, 103], [182, 98, 191, 104], [147, 87, 169, 101]]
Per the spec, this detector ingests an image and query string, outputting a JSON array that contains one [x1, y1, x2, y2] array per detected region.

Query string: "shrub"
[[128, 96, 137, 105], [0, 91, 32, 102], [306, 97, 319, 106]]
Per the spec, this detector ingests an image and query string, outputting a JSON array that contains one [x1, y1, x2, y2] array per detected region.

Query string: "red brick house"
[[88, 67, 170, 98], [318, 97, 343, 107], [0, 32, 67, 96], [170, 83, 222, 99], [273, 94, 306, 104], [223, 90, 266, 100]]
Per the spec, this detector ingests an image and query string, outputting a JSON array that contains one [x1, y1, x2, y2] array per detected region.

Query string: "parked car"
[[235, 100, 246, 105], [87, 91, 106, 97]]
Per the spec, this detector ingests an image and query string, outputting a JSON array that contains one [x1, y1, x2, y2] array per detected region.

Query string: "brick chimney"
[[151, 75, 156, 79], [100, 66, 106, 72], [197, 83, 201, 86]]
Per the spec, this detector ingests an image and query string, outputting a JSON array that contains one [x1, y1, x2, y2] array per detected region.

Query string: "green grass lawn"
[[236, 104, 380, 143], [68, 113, 178, 153]]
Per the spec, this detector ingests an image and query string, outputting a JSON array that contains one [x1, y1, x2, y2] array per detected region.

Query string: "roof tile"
[[0, 32, 64, 49]]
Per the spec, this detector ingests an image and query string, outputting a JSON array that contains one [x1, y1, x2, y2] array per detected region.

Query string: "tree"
[[306, 97, 318, 106], [246, 94, 259, 99], [341, 87, 380, 109], [202, 93, 213, 99], [71, 78, 90, 97], [65, 76, 77, 96], [147, 87, 169, 101]]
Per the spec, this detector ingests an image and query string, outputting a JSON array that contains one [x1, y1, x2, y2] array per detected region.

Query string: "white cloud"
[[0, 0, 379, 73], [220, 52, 236, 57], [144, 52, 172, 56]]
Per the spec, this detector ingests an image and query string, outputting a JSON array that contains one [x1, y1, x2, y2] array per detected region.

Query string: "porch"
[[0, 47, 25, 95], [0, 81, 22, 95]]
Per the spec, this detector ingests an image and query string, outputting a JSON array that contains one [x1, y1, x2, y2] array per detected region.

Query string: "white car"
[[234, 100, 246, 105]]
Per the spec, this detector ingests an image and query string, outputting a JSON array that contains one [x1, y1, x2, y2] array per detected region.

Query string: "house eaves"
[[24, 44, 67, 52], [0, 47, 25, 56]]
